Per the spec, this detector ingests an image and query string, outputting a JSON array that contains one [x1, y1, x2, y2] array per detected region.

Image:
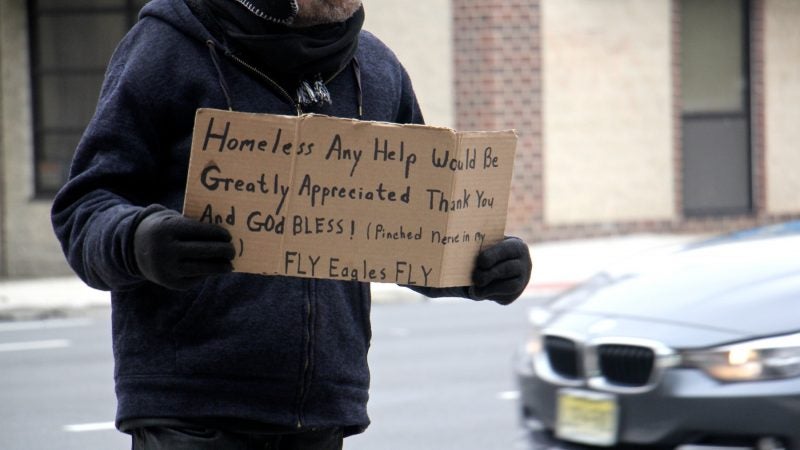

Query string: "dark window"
[[29, 0, 149, 196], [680, 0, 752, 216]]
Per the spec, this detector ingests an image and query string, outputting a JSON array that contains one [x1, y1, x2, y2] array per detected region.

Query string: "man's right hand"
[[133, 209, 235, 290]]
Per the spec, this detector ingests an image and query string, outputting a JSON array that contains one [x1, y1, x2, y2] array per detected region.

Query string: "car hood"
[[550, 234, 800, 339]]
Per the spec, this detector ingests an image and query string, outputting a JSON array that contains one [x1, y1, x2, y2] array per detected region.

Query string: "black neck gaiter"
[[204, 0, 364, 81]]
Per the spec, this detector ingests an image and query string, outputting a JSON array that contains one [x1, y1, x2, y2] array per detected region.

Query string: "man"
[[51, 0, 532, 448]]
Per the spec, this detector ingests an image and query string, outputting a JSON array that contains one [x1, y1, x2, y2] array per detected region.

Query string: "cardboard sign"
[[182, 109, 517, 287]]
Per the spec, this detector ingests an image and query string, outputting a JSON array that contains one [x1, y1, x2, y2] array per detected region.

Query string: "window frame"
[[28, 0, 145, 197], [679, 0, 754, 217]]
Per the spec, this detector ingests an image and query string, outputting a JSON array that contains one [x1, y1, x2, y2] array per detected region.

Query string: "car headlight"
[[525, 329, 544, 357], [683, 332, 800, 382], [524, 307, 551, 357]]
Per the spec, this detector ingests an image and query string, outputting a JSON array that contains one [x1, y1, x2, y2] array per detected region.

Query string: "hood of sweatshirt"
[[140, 0, 221, 47]]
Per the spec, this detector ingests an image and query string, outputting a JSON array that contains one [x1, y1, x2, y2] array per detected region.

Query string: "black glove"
[[133, 208, 235, 290], [469, 237, 532, 305]]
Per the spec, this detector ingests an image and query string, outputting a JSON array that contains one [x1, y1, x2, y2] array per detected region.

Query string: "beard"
[[292, 0, 362, 26]]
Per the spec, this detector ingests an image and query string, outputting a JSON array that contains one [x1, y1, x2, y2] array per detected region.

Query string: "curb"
[[0, 276, 437, 319], [0, 276, 577, 320], [0, 234, 704, 319], [0, 277, 109, 320]]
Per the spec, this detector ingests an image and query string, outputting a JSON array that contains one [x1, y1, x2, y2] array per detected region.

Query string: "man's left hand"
[[469, 237, 532, 305]]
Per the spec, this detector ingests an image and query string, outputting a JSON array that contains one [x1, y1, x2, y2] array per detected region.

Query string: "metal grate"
[[544, 336, 581, 379], [598, 344, 655, 386]]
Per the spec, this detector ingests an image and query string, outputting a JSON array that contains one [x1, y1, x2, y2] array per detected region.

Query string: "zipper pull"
[[296, 74, 332, 111]]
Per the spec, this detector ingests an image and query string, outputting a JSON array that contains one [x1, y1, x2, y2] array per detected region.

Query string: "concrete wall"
[[542, 0, 675, 225], [1, 0, 73, 278], [764, 0, 800, 214], [363, 0, 454, 128]]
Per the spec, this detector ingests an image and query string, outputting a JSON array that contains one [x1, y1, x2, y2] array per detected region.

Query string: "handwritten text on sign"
[[182, 109, 517, 287]]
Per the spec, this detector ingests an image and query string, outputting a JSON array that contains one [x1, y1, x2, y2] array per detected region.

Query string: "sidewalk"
[[0, 233, 703, 318]]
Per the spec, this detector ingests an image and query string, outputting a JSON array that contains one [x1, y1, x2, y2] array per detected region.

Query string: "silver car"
[[515, 222, 800, 450]]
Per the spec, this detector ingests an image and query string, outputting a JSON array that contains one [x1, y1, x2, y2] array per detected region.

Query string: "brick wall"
[[452, 0, 543, 241]]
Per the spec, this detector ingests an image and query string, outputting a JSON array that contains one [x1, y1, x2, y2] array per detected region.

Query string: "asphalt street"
[[0, 295, 544, 450]]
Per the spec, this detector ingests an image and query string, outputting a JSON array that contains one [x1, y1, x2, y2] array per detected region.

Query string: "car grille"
[[542, 335, 660, 389], [544, 335, 581, 379], [597, 344, 655, 386]]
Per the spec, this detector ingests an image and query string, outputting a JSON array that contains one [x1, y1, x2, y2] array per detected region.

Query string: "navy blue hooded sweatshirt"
[[51, 0, 468, 435]]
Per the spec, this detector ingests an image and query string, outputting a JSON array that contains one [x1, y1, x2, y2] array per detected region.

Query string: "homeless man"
[[50, 0, 533, 448]]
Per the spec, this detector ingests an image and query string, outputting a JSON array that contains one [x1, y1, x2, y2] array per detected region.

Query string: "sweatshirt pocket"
[[171, 275, 307, 380]]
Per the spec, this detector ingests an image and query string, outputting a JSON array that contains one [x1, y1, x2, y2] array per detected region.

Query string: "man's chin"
[[292, 0, 362, 26]]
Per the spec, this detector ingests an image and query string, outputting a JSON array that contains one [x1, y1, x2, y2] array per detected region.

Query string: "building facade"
[[1, 0, 798, 278], [453, 0, 800, 240]]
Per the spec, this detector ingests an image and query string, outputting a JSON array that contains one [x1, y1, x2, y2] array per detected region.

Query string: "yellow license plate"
[[556, 388, 618, 446]]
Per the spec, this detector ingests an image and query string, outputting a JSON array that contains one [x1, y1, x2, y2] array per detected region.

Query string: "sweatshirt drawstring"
[[352, 57, 363, 119], [206, 39, 363, 119], [206, 40, 234, 111]]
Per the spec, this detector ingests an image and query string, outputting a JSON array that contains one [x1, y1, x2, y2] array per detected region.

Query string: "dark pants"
[[132, 426, 344, 450]]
